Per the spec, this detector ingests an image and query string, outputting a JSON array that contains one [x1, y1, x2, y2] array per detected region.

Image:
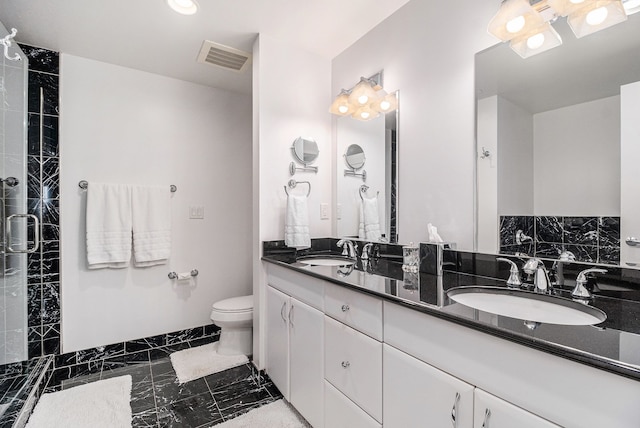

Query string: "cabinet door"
[[266, 286, 290, 400], [474, 389, 559, 428], [290, 298, 324, 428], [383, 344, 474, 428], [325, 381, 381, 428]]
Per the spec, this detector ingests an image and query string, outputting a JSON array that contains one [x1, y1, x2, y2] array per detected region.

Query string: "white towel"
[[360, 196, 382, 241], [285, 194, 311, 249], [86, 183, 132, 269], [132, 185, 172, 267]]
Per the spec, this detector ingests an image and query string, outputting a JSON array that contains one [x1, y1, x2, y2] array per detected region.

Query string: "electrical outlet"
[[337, 203, 342, 220], [320, 203, 329, 220], [189, 206, 205, 219]]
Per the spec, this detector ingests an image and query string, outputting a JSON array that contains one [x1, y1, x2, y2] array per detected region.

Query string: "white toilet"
[[210, 295, 253, 356]]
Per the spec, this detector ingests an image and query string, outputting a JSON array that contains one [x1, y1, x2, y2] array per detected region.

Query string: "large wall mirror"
[[335, 93, 398, 243], [475, 13, 640, 267]]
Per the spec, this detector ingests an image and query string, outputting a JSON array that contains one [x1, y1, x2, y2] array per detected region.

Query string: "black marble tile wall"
[[14, 44, 62, 362], [500, 215, 620, 265]]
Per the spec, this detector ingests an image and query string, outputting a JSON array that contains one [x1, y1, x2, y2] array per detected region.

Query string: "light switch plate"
[[189, 206, 205, 219], [320, 203, 329, 220]]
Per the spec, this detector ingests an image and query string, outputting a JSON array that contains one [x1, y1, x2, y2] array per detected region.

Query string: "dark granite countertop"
[[262, 253, 640, 382]]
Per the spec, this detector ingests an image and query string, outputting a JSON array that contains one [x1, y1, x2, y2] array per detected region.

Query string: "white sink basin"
[[297, 256, 356, 267], [447, 286, 606, 326]]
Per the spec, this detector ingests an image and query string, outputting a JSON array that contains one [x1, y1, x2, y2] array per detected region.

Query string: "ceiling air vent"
[[197, 41, 252, 73]]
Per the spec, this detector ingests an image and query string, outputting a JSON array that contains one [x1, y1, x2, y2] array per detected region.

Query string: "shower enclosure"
[[0, 21, 29, 366]]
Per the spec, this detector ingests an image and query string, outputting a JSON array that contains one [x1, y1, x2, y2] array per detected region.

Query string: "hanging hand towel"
[[361, 196, 382, 241], [86, 183, 132, 269], [132, 185, 172, 267], [285, 194, 311, 249]]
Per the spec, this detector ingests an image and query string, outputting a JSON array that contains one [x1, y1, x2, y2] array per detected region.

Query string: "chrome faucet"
[[496, 257, 522, 288], [336, 239, 358, 259], [523, 258, 551, 294], [551, 251, 575, 286], [572, 268, 607, 301], [361, 243, 374, 261]]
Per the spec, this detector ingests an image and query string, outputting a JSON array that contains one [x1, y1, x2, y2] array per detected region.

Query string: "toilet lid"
[[212, 295, 253, 313]]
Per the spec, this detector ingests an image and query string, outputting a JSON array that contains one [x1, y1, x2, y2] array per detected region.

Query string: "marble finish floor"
[[60, 357, 283, 428]]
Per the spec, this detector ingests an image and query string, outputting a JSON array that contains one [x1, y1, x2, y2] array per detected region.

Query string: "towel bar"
[[168, 269, 199, 280], [78, 180, 177, 193]]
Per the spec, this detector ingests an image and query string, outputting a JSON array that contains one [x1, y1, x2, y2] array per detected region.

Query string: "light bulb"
[[338, 105, 349, 114], [506, 15, 526, 33], [570, 0, 585, 3], [379, 100, 391, 111], [586, 6, 609, 25], [167, 0, 199, 14], [357, 95, 369, 105], [624, 0, 640, 10], [360, 111, 371, 120], [527, 33, 545, 49]]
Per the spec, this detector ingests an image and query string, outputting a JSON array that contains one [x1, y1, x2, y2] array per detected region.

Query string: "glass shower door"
[[0, 23, 28, 365]]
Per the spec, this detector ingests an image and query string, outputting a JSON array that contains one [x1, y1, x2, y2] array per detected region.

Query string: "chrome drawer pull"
[[341, 361, 350, 368], [451, 392, 460, 428], [341, 304, 350, 312], [626, 237, 640, 247], [482, 408, 491, 428]]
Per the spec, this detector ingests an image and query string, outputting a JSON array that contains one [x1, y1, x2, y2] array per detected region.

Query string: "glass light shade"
[[567, 0, 627, 38], [329, 92, 355, 116], [624, 0, 640, 14], [373, 91, 398, 113], [487, 0, 546, 41], [166, 0, 199, 15], [348, 79, 378, 107], [509, 23, 563, 58], [351, 105, 380, 121]]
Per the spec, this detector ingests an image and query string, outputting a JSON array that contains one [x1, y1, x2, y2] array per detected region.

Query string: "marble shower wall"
[[500, 215, 620, 265]]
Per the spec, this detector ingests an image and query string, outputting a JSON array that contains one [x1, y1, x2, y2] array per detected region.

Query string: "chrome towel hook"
[[1, 28, 21, 62]]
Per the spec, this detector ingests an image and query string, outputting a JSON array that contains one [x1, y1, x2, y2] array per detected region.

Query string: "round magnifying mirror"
[[291, 137, 319, 165], [344, 144, 366, 170]]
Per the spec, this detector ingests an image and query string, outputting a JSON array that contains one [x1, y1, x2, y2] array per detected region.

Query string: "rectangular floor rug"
[[25, 375, 132, 428], [170, 342, 249, 384], [216, 400, 309, 428]]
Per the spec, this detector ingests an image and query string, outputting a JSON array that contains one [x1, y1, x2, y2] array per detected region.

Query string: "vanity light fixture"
[[166, 0, 199, 15], [489, 0, 631, 58], [329, 72, 398, 121]]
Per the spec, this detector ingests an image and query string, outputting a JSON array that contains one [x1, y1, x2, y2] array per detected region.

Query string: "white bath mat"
[[25, 375, 132, 428], [170, 342, 248, 384], [216, 400, 309, 428]]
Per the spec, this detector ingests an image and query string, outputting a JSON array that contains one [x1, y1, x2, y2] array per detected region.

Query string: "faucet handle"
[[361, 243, 373, 260], [572, 268, 607, 300], [496, 257, 522, 288]]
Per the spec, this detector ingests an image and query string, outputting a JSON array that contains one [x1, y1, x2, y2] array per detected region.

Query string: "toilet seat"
[[212, 295, 253, 313]]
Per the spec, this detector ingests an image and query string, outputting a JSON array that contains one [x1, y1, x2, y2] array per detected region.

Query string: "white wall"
[[498, 97, 534, 216], [253, 34, 332, 368], [60, 55, 252, 352], [533, 96, 620, 216], [331, 0, 498, 249]]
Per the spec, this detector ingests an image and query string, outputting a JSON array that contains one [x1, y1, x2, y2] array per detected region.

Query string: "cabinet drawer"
[[324, 316, 382, 423], [325, 282, 383, 340], [266, 263, 324, 311], [325, 381, 381, 428]]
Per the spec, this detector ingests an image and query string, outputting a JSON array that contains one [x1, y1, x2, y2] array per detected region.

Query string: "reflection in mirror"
[[291, 136, 319, 166], [475, 14, 640, 267], [336, 91, 398, 243], [344, 144, 366, 170]]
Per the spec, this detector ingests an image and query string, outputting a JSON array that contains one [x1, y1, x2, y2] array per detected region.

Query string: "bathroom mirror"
[[344, 144, 366, 170], [475, 14, 640, 266], [291, 136, 319, 166], [335, 91, 399, 243]]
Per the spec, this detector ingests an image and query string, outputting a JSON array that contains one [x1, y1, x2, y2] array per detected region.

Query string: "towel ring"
[[359, 184, 379, 201], [284, 179, 311, 197]]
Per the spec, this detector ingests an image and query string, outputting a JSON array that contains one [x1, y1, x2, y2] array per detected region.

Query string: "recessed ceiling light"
[[166, 0, 199, 15]]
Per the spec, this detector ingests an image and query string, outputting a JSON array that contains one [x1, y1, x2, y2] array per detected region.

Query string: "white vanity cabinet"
[[266, 265, 325, 428], [383, 344, 474, 428], [473, 389, 559, 428]]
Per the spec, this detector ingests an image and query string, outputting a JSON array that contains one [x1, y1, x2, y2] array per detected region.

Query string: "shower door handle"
[[5, 214, 39, 253]]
